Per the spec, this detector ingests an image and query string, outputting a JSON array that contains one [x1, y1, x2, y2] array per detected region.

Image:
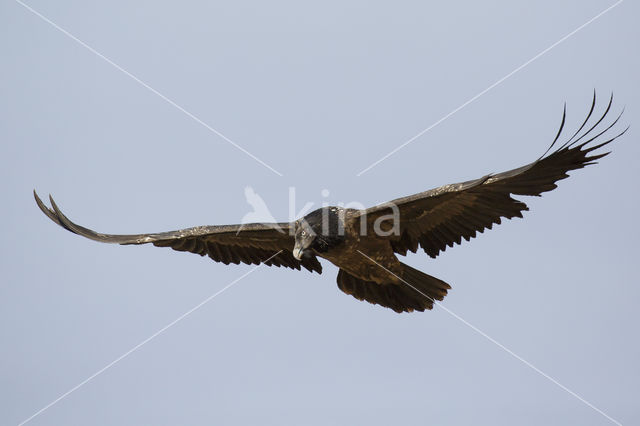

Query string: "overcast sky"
[[2, 1, 639, 425]]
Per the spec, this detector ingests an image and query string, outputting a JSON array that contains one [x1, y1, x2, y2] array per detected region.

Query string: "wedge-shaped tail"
[[337, 263, 451, 313]]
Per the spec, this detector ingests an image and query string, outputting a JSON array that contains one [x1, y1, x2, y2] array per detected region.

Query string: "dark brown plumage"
[[35, 93, 627, 313]]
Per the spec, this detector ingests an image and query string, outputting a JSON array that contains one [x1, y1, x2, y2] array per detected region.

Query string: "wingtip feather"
[[34, 190, 65, 227]]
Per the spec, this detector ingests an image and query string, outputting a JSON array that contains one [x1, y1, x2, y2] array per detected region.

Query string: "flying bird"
[[35, 94, 627, 313]]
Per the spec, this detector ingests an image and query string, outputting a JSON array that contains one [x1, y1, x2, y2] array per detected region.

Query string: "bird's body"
[[295, 207, 404, 282], [35, 94, 628, 313]]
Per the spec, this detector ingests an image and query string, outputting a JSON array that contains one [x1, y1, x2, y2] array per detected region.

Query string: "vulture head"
[[293, 207, 346, 260]]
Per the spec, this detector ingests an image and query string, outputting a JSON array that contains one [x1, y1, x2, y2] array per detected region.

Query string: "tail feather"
[[400, 262, 451, 303], [336, 262, 451, 313]]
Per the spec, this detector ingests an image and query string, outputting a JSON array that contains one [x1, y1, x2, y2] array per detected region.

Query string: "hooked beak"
[[292, 243, 304, 260]]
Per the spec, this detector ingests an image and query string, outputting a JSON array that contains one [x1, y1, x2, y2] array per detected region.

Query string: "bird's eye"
[[301, 231, 307, 236]]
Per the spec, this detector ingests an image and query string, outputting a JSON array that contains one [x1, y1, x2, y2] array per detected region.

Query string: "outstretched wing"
[[357, 93, 628, 258], [34, 192, 322, 273]]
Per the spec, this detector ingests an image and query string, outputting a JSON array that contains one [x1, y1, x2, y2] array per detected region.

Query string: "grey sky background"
[[2, 1, 639, 425]]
